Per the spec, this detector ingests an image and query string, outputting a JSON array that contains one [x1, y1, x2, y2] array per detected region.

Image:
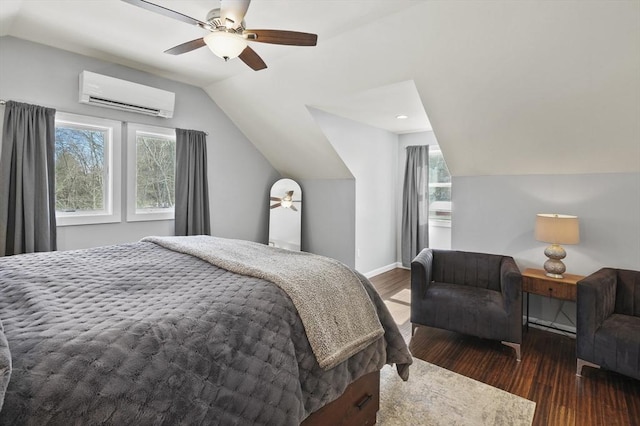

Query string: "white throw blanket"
[[142, 236, 384, 370]]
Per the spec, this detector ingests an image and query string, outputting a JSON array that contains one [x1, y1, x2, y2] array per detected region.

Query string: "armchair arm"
[[577, 268, 617, 358], [499, 257, 522, 316], [411, 248, 433, 300]]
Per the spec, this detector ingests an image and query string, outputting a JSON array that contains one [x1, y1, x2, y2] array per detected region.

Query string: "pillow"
[[0, 318, 11, 411]]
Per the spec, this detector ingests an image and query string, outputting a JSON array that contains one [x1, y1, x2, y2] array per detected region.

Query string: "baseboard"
[[525, 316, 576, 337], [363, 262, 403, 278]]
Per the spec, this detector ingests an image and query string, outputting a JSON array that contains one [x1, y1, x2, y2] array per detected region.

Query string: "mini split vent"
[[79, 71, 175, 118]]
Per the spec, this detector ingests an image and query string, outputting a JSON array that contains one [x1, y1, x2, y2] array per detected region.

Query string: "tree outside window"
[[135, 133, 175, 210], [429, 147, 452, 222], [126, 123, 176, 221], [55, 126, 106, 212], [54, 113, 121, 226]]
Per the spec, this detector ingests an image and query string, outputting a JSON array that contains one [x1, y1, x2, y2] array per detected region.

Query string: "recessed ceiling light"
[[396, 114, 409, 120]]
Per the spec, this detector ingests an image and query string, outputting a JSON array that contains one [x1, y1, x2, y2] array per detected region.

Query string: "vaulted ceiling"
[[1, 1, 638, 179]]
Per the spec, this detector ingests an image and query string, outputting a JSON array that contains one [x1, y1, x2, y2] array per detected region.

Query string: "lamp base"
[[544, 271, 565, 279], [543, 244, 566, 279]]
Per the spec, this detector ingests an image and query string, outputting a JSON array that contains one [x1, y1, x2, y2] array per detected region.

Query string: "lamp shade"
[[535, 214, 580, 245], [204, 32, 248, 60]]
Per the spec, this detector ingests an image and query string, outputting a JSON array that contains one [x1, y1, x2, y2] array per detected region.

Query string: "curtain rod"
[[0, 100, 208, 135]]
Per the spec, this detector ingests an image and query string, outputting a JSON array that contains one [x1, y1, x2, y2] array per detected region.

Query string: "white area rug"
[[379, 358, 536, 426]]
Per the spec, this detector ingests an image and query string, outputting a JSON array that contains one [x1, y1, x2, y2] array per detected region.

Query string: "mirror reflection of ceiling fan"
[[271, 190, 300, 211], [121, 0, 318, 71]]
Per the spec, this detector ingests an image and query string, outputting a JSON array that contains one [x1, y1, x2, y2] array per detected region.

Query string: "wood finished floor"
[[369, 268, 640, 426]]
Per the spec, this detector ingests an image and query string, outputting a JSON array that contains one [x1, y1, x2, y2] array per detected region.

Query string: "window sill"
[[127, 210, 175, 222], [56, 212, 121, 227], [429, 220, 451, 228]]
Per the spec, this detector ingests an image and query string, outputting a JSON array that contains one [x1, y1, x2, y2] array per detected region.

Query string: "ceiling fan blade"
[[290, 205, 298, 212], [270, 197, 282, 201], [220, 0, 251, 28], [244, 29, 318, 46], [239, 46, 267, 71], [271, 203, 281, 209], [164, 38, 206, 55], [286, 190, 294, 197], [121, 0, 208, 28]]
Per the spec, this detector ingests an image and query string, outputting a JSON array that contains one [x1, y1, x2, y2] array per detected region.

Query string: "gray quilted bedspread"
[[0, 242, 411, 425]]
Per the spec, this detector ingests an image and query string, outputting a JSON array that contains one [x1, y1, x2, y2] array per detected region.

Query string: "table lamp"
[[535, 214, 580, 278]]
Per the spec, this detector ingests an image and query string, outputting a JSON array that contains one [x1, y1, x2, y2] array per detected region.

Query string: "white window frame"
[[54, 112, 122, 226], [429, 146, 452, 227], [126, 123, 176, 222]]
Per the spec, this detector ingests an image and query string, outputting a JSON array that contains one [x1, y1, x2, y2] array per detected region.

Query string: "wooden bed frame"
[[301, 370, 380, 426]]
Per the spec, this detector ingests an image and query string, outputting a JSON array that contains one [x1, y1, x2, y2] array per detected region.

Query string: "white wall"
[[305, 114, 453, 274], [310, 108, 397, 275], [0, 36, 280, 250], [453, 172, 640, 328]]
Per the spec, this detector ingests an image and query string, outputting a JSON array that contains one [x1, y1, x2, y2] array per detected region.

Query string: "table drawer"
[[523, 276, 577, 301]]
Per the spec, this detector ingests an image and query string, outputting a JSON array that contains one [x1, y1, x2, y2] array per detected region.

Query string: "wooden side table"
[[521, 268, 585, 334]]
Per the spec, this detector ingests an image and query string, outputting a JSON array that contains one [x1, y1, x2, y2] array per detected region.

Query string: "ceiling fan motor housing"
[[206, 8, 245, 33]]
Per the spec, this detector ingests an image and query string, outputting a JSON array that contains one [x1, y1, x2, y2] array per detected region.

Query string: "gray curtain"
[[175, 129, 210, 236], [401, 145, 429, 267], [0, 101, 57, 256]]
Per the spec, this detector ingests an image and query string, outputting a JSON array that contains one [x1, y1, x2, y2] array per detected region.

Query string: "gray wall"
[[453, 172, 640, 329], [299, 179, 356, 268], [0, 36, 280, 250], [310, 108, 397, 274]]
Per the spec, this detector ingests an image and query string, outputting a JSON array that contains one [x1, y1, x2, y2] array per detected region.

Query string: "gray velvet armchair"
[[576, 268, 640, 380], [411, 249, 523, 360]]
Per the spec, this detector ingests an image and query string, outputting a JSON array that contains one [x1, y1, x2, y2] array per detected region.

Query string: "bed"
[[0, 236, 411, 425]]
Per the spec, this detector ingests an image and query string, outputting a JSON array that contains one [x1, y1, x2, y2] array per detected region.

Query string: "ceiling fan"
[[271, 190, 300, 211], [122, 0, 318, 71]]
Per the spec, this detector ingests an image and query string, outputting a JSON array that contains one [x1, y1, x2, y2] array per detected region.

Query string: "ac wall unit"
[[79, 71, 175, 118]]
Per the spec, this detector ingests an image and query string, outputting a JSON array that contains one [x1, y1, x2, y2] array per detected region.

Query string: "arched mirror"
[[269, 178, 302, 251]]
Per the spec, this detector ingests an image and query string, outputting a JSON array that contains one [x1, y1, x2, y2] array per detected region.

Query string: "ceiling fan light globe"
[[204, 31, 248, 60]]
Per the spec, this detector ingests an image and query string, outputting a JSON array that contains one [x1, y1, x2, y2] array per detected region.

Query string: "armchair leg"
[[501, 341, 521, 361], [576, 358, 600, 377]]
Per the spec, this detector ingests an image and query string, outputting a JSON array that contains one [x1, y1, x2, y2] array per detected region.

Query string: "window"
[[54, 113, 121, 226], [429, 146, 451, 224], [126, 123, 176, 221]]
